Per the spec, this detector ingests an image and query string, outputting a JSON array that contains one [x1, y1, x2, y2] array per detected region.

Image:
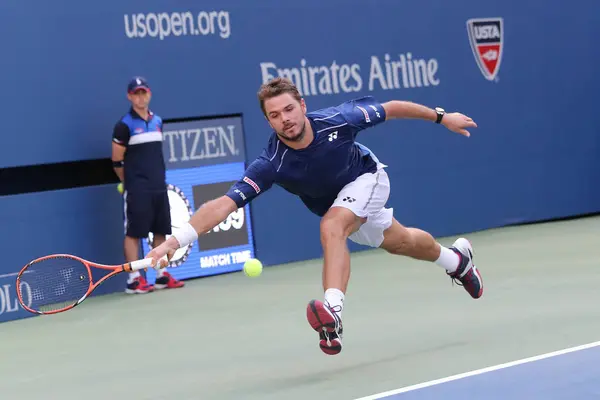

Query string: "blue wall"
[[0, 186, 127, 321], [0, 0, 599, 320]]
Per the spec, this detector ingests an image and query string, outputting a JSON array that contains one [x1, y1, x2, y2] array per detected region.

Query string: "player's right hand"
[[147, 238, 178, 269]]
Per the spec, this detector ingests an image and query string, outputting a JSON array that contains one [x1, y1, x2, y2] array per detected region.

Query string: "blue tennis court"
[[356, 341, 600, 400]]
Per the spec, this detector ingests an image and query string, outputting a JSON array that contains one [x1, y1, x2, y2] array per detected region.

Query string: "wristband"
[[171, 222, 198, 247]]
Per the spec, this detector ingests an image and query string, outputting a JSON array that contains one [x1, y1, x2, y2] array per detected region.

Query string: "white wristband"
[[171, 222, 198, 248]]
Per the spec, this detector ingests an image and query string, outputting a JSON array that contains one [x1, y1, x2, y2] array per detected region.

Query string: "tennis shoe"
[[125, 275, 154, 294], [306, 300, 343, 355], [154, 271, 185, 290], [448, 238, 483, 299]]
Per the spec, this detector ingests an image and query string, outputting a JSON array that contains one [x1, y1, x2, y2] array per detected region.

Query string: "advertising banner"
[[141, 116, 255, 283]]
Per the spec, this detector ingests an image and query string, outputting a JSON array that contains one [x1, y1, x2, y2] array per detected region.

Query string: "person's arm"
[[157, 195, 238, 252], [381, 100, 438, 122], [112, 122, 130, 182], [112, 142, 126, 182], [148, 157, 276, 265], [382, 100, 478, 137]]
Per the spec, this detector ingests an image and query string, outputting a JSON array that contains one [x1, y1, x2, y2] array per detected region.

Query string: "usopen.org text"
[[124, 10, 231, 40]]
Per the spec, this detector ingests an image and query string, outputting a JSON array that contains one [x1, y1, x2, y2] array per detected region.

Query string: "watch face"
[[147, 184, 194, 267]]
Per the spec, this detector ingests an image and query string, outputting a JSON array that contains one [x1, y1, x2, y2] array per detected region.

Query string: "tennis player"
[[147, 77, 483, 356]]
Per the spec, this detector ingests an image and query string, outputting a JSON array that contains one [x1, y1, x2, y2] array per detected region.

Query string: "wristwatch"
[[435, 107, 445, 124]]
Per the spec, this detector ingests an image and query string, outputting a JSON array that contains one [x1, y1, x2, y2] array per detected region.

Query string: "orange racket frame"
[[15, 254, 157, 315]]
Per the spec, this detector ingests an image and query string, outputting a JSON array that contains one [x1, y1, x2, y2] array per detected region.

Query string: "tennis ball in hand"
[[117, 182, 124, 194], [243, 258, 263, 277]]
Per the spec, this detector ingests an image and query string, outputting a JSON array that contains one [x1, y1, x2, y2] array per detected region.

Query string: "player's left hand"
[[442, 113, 478, 137]]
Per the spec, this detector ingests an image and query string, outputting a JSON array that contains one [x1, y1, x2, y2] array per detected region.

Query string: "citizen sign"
[[162, 117, 246, 170]]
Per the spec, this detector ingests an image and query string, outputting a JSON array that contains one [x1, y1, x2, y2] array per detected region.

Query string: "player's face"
[[127, 89, 151, 110], [264, 93, 307, 142]]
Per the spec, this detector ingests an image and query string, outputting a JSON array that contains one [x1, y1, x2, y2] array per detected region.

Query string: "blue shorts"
[[123, 190, 171, 238]]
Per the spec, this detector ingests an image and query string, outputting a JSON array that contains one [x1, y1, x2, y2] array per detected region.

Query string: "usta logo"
[[466, 17, 504, 81]]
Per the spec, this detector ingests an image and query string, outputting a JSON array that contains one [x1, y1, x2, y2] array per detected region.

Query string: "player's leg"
[[379, 219, 483, 299], [306, 170, 387, 355], [306, 206, 360, 355], [151, 191, 184, 290], [320, 207, 363, 293], [123, 191, 154, 294]]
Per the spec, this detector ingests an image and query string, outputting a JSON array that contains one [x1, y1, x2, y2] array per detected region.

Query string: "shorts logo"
[[356, 106, 371, 123], [342, 197, 356, 203], [243, 176, 260, 194], [466, 17, 504, 81]]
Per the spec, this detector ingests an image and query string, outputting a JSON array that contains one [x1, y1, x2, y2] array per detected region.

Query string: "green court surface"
[[1, 216, 599, 400]]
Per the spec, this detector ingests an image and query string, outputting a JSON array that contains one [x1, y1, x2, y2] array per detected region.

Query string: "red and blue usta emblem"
[[467, 18, 504, 81]]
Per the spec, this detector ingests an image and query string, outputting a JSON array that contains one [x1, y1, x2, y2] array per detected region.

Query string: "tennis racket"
[[15, 254, 163, 315]]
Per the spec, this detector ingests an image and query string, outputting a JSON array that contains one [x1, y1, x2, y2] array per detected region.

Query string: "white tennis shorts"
[[331, 167, 394, 248]]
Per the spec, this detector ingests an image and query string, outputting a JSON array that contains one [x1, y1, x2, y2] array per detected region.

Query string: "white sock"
[[156, 268, 167, 278], [435, 246, 460, 273], [128, 271, 141, 283], [324, 288, 345, 318]]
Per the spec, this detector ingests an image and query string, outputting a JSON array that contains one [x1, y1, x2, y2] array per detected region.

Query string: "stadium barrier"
[[1, 0, 598, 323]]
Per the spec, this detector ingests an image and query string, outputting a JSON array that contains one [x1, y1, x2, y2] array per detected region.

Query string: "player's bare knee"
[[320, 211, 356, 243], [320, 219, 349, 243]]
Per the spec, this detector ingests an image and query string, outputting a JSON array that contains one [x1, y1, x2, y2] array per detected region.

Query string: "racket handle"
[[128, 258, 154, 272]]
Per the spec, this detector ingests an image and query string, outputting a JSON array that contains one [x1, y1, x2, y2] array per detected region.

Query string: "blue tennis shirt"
[[226, 96, 387, 216]]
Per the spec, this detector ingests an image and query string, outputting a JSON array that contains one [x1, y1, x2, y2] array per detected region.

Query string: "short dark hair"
[[257, 77, 302, 116]]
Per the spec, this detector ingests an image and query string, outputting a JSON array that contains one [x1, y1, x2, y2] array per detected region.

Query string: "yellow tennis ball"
[[117, 182, 124, 194], [243, 258, 263, 277]]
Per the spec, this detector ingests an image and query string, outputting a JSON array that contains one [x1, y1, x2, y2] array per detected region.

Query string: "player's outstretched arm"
[[147, 195, 238, 267], [381, 100, 478, 137]]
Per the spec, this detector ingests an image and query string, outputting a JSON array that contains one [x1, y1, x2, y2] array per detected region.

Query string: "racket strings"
[[18, 256, 91, 313]]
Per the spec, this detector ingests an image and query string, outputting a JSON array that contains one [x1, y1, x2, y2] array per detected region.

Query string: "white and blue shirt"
[[226, 96, 387, 216], [112, 108, 166, 193]]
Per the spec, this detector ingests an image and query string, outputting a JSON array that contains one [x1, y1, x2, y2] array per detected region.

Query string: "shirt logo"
[[243, 176, 260, 194], [328, 131, 338, 142], [234, 189, 247, 201], [356, 105, 371, 123], [368, 105, 381, 119]]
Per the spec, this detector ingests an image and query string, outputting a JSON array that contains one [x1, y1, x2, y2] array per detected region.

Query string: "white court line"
[[353, 340, 600, 400]]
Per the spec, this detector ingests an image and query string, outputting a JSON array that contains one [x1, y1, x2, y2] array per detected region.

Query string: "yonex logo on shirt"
[[328, 131, 338, 142], [369, 105, 381, 119], [234, 189, 246, 201]]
